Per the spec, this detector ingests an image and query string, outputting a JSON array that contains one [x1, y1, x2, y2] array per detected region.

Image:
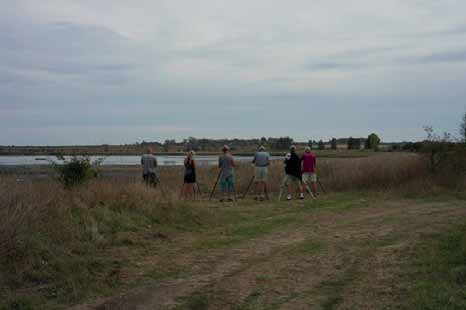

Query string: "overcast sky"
[[1, 0, 466, 145]]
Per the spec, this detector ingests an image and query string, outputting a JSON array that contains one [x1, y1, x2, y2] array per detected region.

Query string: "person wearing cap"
[[141, 147, 158, 187], [302, 146, 317, 196], [252, 145, 270, 201], [218, 145, 235, 202], [182, 150, 197, 200], [284, 145, 304, 200]]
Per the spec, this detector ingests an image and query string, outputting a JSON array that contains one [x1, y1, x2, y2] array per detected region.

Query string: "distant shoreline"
[[0, 150, 374, 158]]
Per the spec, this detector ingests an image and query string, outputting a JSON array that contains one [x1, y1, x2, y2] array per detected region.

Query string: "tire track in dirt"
[[71, 201, 466, 310]]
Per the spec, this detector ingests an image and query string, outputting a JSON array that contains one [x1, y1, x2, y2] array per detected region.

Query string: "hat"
[[304, 146, 311, 153], [290, 145, 296, 152], [222, 145, 230, 151], [259, 145, 265, 151]]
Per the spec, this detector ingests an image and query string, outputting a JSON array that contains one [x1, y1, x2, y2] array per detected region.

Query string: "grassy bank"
[[1, 152, 465, 309], [0, 187, 366, 309]]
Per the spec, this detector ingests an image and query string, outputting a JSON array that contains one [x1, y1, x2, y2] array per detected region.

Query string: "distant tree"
[[353, 138, 361, 150], [400, 143, 410, 151], [461, 110, 466, 143], [365, 133, 381, 150], [330, 138, 337, 150], [348, 137, 361, 150], [318, 140, 325, 150], [260, 137, 267, 146], [163, 139, 172, 152], [185, 136, 200, 151], [274, 137, 293, 150], [347, 137, 354, 150], [308, 140, 313, 149]]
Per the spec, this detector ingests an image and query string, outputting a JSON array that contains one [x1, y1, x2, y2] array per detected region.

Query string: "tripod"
[[242, 175, 269, 200], [278, 175, 315, 201]]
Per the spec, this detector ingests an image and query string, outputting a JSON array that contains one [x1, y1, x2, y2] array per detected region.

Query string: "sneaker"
[[286, 194, 292, 201], [299, 193, 304, 200], [227, 198, 234, 202], [219, 199, 224, 202], [254, 196, 259, 201]]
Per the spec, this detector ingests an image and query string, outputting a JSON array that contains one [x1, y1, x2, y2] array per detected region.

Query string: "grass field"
[[1, 152, 465, 310]]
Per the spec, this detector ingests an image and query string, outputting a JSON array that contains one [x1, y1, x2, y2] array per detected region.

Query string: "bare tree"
[[461, 110, 466, 143]]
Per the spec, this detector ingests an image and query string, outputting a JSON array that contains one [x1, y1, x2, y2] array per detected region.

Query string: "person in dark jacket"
[[141, 147, 158, 187], [284, 145, 304, 200]]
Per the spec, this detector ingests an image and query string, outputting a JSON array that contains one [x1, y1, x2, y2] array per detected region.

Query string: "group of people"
[[140, 144, 317, 201]]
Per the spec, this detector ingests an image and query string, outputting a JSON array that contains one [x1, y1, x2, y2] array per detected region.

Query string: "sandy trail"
[[72, 200, 466, 310]]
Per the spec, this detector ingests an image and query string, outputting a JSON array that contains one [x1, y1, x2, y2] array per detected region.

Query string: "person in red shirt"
[[301, 147, 317, 196]]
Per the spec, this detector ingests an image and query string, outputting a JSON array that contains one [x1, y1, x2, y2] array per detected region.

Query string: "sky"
[[1, 0, 466, 145]]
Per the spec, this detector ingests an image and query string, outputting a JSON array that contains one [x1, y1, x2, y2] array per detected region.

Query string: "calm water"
[[0, 155, 282, 166]]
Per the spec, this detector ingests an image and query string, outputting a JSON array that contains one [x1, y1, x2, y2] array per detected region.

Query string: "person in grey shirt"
[[141, 147, 158, 187], [218, 145, 235, 202], [252, 145, 270, 201]]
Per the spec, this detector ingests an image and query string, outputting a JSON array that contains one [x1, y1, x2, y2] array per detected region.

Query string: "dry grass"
[[0, 152, 464, 308]]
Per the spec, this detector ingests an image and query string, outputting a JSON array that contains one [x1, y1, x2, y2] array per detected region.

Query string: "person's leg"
[[301, 173, 308, 197], [227, 176, 234, 201], [286, 175, 292, 200], [256, 168, 262, 197], [263, 181, 269, 199], [150, 173, 157, 187], [188, 183, 195, 199], [298, 176, 304, 198], [220, 177, 227, 202], [291, 177, 303, 199], [254, 180, 260, 200], [261, 167, 268, 199]]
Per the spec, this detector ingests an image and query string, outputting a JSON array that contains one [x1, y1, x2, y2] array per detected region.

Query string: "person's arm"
[[231, 156, 235, 167], [154, 157, 158, 168], [252, 153, 256, 164], [141, 157, 143, 165], [218, 157, 222, 169]]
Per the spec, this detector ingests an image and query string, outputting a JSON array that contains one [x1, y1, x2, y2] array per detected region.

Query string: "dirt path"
[[72, 200, 466, 310]]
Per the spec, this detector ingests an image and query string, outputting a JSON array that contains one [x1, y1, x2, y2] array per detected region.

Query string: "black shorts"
[[184, 173, 196, 184]]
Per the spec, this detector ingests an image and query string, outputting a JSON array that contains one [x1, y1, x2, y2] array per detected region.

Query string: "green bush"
[[53, 156, 101, 188]]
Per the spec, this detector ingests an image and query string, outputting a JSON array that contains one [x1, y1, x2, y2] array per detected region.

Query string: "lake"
[[0, 155, 284, 166]]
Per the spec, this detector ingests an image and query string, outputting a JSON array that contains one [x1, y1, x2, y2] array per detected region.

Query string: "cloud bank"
[[1, 0, 466, 144]]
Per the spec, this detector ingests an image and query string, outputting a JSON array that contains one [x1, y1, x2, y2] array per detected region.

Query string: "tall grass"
[[0, 152, 464, 307]]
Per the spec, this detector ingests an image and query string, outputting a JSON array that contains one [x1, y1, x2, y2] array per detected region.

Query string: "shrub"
[[52, 156, 102, 188]]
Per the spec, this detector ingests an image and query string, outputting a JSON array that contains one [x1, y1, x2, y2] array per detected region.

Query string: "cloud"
[[306, 62, 365, 72], [416, 49, 466, 64], [2, 0, 466, 144]]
